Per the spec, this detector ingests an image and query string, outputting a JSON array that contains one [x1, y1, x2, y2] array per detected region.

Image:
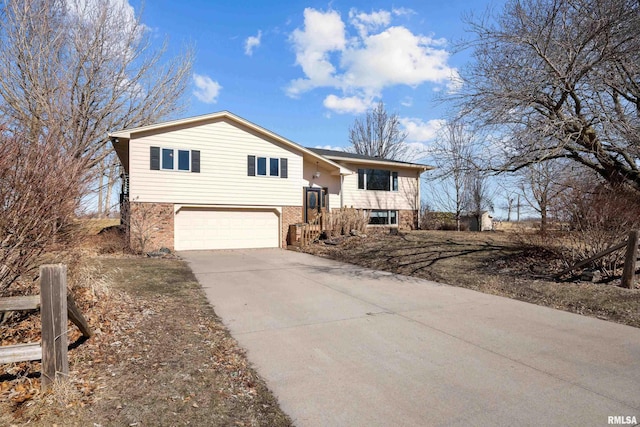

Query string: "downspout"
[[340, 174, 344, 208]]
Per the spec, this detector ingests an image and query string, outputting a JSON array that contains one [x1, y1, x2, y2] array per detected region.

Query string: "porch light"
[[313, 162, 321, 179]]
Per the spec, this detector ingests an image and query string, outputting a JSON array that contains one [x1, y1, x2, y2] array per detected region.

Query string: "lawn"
[[301, 230, 640, 328], [1, 252, 292, 426]]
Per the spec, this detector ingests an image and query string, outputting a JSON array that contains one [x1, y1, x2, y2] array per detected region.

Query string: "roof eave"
[[323, 155, 433, 171]]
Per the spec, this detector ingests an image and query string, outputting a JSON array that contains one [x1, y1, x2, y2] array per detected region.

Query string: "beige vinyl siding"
[[129, 120, 303, 206], [302, 160, 341, 210], [341, 165, 419, 210]]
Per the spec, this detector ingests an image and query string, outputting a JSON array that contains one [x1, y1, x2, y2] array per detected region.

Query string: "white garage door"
[[175, 208, 279, 250]]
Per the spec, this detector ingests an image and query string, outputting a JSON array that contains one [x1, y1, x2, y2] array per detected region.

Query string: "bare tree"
[[349, 102, 409, 160], [0, 128, 86, 293], [518, 160, 569, 232], [459, 0, 640, 191], [429, 119, 476, 230], [0, 0, 193, 171], [497, 182, 520, 222], [463, 168, 495, 230], [95, 148, 120, 217]]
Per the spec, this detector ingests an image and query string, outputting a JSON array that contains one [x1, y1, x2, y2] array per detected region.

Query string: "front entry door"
[[305, 188, 322, 223]]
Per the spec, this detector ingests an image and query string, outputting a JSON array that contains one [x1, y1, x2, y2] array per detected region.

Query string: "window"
[[368, 210, 398, 225], [162, 148, 174, 170], [270, 158, 279, 176], [151, 147, 199, 172], [162, 149, 191, 171], [248, 155, 288, 178], [358, 169, 398, 191], [257, 157, 267, 176]]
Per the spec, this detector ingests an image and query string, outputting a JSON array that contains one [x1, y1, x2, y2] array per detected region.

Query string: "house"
[[109, 111, 432, 251]]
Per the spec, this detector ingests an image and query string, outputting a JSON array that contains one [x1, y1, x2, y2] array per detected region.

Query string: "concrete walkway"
[[180, 249, 640, 427]]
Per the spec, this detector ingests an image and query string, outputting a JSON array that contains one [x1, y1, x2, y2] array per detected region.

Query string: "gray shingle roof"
[[306, 147, 427, 167]]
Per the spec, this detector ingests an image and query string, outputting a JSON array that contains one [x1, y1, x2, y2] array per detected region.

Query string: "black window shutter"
[[247, 155, 256, 176], [191, 150, 200, 173], [358, 169, 365, 189], [150, 146, 160, 170], [280, 158, 288, 178]]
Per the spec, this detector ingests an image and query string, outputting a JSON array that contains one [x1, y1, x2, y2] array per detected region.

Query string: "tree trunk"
[[104, 157, 117, 218]]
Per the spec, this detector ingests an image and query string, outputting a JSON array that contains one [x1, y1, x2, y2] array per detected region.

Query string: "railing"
[[0, 264, 92, 389], [289, 212, 328, 247], [300, 214, 324, 246]]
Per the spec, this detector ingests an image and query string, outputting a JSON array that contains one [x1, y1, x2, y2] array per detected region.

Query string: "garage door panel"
[[175, 208, 279, 250]]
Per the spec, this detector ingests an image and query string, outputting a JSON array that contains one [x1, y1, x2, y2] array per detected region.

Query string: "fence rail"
[[0, 264, 92, 389], [557, 230, 639, 288]]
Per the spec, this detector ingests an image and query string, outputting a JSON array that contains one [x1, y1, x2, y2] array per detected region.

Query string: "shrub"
[[420, 209, 466, 231], [329, 208, 368, 236], [542, 183, 640, 276], [564, 185, 640, 274], [0, 130, 86, 294]]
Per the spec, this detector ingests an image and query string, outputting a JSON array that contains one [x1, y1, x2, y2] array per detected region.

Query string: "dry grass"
[[1, 243, 291, 425], [301, 230, 640, 328], [76, 218, 120, 236]]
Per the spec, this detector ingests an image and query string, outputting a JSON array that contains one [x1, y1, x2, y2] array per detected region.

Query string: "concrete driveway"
[[180, 249, 640, 427]]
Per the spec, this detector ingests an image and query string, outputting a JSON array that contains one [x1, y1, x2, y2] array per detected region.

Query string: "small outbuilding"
[[461, 211, 493, 232]]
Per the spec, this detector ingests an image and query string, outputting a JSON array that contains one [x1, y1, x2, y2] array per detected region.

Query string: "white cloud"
[[244, 30, 262, 56], [193, 73, 222, 104], [288, 8, 346, 97], [314, 145, 347, 151], [392, 7, 416, 17], [349, 9, 391, 37], [400, 96, 413, 107], [323, 94, 371, 114], [65, 0, 145, 60], [287, 7, 459, 114], [340, 27, 455, 90], [400, 117, 445, 143]]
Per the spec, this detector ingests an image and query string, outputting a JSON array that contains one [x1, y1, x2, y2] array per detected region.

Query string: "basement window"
[[368, 210, 398, 226]]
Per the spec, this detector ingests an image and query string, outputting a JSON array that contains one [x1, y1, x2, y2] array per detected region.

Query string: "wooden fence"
[[0, 265, 92, 389]]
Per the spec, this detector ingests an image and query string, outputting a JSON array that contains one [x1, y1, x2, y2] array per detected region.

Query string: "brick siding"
[[128, 202, 174, 252], [282, 206, 303, 248]]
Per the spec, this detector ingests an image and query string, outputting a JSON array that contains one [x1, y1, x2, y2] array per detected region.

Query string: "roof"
[[109, 111, 351, 175], [306, 147, 433, 171]]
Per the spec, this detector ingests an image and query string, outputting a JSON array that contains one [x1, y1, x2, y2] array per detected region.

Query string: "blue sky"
[[132, 0, 496, 157]]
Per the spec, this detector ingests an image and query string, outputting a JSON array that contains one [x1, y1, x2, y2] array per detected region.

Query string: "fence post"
[[40, 264, 69, 388], [621, 230, 639, 289]]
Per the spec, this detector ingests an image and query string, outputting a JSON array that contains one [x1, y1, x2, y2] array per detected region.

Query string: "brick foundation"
[[399, 209, 418, 230], [128, 202, 174, 252], [282, 206, 303, 248]]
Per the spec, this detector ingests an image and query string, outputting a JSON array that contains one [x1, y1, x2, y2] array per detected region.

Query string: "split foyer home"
[[109, 111, 432, 251]]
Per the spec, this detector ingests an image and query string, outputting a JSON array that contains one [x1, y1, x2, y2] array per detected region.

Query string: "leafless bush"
[[420, 207, 467, 231], [556, 184, 640, 275], [511, 181, 640, 277], [0, 130, 86, 294], [129, 202, 161, 254], [94, 226, 126, 254], [329, 208, 368, 236]]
